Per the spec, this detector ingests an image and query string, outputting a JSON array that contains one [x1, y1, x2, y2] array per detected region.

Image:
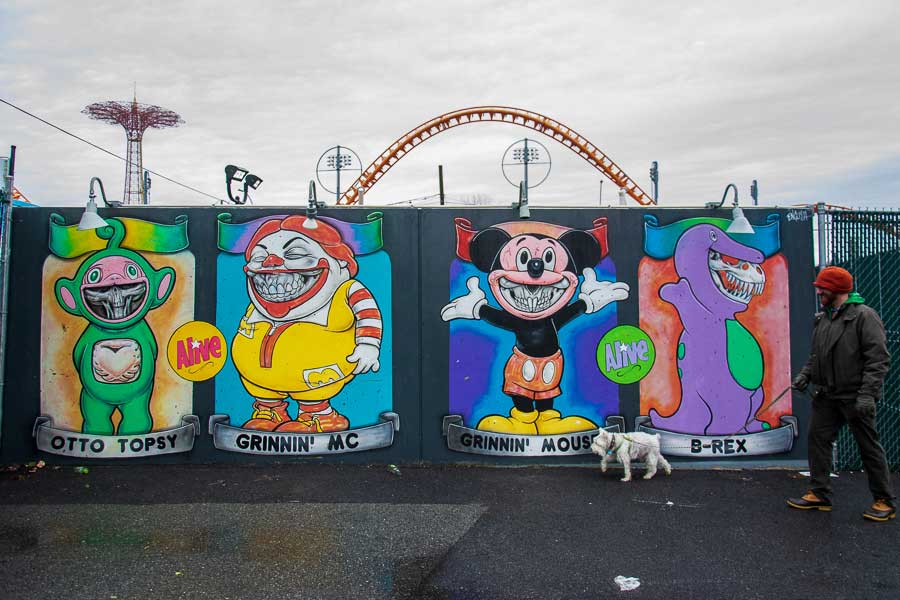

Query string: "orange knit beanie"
[[813, 266, 853, 293]]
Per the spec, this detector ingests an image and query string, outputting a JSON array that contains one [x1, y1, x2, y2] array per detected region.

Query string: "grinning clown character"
[[442, 225, 629, 435], [232, 215, 382, 433]]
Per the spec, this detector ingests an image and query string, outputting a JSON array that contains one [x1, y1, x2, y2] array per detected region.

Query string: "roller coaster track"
[[338, 106, 656, 206]]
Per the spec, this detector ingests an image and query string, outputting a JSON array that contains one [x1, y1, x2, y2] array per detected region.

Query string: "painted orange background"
[[40, 253, 196, 432], [639, 254, 792, 426]]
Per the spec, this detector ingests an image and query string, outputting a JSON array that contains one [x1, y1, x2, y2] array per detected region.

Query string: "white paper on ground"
[[614, 576, 641, 591]]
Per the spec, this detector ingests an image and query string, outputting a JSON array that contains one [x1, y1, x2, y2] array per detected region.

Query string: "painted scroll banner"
[[443, 415, 623, 457], [209, 412, 399, 455], [33, 415, 199, 458], [635, 416, 798, 457]]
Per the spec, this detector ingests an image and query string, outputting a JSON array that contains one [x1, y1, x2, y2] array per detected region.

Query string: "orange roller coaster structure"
[[339, 106, 656, 206]]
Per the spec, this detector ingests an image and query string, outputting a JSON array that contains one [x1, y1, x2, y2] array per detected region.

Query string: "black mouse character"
[[442, 227, 629, 435]]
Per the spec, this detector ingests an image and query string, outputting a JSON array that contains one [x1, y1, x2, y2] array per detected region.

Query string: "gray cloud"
[[2, 0, 898, 208]]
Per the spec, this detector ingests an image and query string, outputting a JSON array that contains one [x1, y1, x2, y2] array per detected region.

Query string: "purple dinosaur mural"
[[648, 224, 767, 435]]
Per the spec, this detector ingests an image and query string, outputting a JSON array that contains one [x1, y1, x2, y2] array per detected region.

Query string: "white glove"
[[440, 276, 487, 321], [347, 343, 380, 374], [579, 268, 630, 314]]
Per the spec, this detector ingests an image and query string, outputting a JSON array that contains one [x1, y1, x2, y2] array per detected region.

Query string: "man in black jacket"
[[788, 266, 895, 521]]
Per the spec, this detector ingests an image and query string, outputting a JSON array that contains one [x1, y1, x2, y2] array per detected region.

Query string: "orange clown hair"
[[244, 216, 358, 276]]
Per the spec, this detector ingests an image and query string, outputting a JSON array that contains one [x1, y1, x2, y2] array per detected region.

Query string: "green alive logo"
[[596, 325, 656, 384]]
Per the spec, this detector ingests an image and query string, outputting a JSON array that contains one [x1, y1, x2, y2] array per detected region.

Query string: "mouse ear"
[[558, 229, 602, 271], [469, 228, 511, 272]]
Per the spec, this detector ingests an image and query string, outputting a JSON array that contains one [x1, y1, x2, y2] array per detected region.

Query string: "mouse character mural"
[[442, 217, 629, 457], [636, 214, 797, 457], [210, 212, 397, 455], [36, 214, 198, 458]]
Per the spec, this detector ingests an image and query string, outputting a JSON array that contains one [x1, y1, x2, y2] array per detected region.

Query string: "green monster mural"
[[53, 219, 175, 435]]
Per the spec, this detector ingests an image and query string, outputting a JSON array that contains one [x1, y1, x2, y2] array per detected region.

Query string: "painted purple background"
[[448, 256, 620, 426]]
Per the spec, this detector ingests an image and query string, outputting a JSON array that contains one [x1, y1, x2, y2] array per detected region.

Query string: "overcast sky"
[[2, 0, 899, 209]]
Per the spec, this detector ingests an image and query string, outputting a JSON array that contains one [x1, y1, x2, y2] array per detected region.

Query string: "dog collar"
[[607, 434, 632, 455], [606, 434, 622, 455]]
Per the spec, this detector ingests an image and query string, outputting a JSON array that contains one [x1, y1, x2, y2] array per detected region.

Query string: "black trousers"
[[808, 393, 896, 505]]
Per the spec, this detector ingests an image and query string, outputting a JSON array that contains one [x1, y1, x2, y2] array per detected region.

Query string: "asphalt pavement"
[[1, 462, 898, 599]]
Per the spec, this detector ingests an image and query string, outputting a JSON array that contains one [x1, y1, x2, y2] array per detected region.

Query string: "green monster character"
[[54, 220, 175, 435]]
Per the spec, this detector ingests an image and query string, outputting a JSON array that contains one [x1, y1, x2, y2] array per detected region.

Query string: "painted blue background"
[[214, 251, 393, 427], [448, 256, 619, 426]]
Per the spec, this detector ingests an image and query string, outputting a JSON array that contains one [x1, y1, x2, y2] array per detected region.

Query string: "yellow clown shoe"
[[477, 407, 539, 435], [535, 409, 597, 435]]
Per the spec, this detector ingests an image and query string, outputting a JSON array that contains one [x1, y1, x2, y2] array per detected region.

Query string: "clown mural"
[[234, 214, 381, 432], [442, 217, 629, 457], [211, 212, 396, 455]]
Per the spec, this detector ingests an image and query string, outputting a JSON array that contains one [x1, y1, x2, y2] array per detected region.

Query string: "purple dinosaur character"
[[649, 224, 767, 435]]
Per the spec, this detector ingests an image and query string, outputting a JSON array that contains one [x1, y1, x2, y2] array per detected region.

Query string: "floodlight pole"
[[523, 138, 530, 192], [439, 165, 445, 206], [335, 145, 342, 204]]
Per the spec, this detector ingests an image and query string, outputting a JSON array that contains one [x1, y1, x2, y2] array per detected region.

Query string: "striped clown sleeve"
[[348, 280, 382, 348]]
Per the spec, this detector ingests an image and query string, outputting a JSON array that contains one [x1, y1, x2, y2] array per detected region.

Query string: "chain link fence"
[[820, 207, 900, 470]]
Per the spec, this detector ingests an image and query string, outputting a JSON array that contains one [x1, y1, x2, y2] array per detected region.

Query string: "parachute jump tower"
[[82, 96, 183, 205]]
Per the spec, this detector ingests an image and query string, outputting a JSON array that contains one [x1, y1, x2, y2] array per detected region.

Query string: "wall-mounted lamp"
[[78, 177, 111, 231], [513, 181, 530, 219], [224, 164, 263, 205], [705, 183, 754, 234], [304, 180, 326, 229]]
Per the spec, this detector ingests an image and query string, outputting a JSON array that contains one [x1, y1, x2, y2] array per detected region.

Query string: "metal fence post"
[[816, 202, 827, 269], [0, 146, 16, 445]]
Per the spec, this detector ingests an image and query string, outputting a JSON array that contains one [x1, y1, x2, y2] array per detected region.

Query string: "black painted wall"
[[0, 205, 814, 465]]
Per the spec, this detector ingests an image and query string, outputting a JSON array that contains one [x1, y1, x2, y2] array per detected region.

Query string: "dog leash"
[[615, 385, 798, 452]]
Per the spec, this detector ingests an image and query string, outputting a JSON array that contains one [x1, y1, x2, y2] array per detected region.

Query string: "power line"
[[0, 97, 226, 203], [385, 193, 442, 206]]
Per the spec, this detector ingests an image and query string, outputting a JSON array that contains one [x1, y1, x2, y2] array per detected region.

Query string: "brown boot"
[[863, 500, 896, 522], [242, 400, 291, 431], [786, 491, 832, 511]]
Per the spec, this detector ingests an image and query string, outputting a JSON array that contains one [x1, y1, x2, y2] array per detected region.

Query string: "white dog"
[[590, 429, 672, 482]]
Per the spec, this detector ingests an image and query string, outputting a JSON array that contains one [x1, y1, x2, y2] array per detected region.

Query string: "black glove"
[[791, 374, 809, 391]]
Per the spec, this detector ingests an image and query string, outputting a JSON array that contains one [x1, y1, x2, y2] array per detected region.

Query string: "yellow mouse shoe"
[[535, 409, 597, 435], [477, 408, 539, 435]]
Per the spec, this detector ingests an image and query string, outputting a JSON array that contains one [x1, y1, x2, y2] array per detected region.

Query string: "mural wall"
[[1, 205, 815, 465], [421, 208, 814, 463], [442, 217, 628, 457], [636, 215, 796, 457], [210, 212, 397, 456], [36, 214, 198, 459]]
